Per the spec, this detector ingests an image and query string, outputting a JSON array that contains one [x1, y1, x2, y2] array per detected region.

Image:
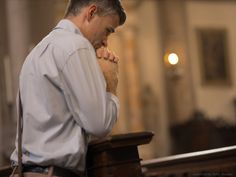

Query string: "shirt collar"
[[54, 19, 83, 36]]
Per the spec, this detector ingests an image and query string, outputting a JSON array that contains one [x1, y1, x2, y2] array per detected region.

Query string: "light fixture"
[[164, 52, 179, 66], [164, 52, 182, 80], [168, 53, 179, 65]]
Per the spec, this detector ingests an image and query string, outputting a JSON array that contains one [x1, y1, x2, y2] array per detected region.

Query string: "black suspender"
[[17, 91, 23, 177]]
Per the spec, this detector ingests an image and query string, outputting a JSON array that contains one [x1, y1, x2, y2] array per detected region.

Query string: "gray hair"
[[65, 0, 126, 25]]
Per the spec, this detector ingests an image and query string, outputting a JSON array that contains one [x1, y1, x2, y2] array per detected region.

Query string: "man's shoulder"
[[49, 30, 91, 56]]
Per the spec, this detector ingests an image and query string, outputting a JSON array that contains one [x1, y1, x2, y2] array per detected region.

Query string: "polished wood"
[[86, 131, 154, 177], [142, 145, 236, 177], [0, 165, 12, 177], [1, 134, 236, 177]]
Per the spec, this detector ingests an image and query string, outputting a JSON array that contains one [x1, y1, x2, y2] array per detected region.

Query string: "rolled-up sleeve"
[[60, 48, 119, 138]]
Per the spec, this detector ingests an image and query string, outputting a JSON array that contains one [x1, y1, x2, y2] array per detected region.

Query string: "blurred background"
[[0, 0, 236, 166]]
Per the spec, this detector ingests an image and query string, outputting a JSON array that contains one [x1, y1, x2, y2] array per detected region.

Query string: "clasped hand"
[[96, 47, 119, 96]]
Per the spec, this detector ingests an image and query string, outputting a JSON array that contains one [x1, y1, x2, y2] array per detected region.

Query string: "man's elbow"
[[89, 124, 113, 138]]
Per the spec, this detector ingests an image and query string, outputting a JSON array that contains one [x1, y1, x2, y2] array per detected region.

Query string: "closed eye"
[[106, 27, 115, 36]]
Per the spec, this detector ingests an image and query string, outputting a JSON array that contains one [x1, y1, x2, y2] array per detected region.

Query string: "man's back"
[[11, 20, 118, 174]]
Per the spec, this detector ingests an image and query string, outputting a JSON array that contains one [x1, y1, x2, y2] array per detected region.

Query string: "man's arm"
[[60, 48, 119, 138]]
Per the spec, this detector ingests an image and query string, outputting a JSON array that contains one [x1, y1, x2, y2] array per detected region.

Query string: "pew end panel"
[[0, 165, 12, 177], [86, 131, 154, 177]]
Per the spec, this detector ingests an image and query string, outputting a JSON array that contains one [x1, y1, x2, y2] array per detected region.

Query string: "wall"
[[187, 1, 236, 123]]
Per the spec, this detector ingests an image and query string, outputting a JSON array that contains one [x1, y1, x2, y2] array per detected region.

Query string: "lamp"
[[164, 52, 182, 80]]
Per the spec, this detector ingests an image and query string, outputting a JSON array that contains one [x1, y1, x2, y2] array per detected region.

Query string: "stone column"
[[109, 31, 129, 133], [5, 0, 31, 159], [122, 27, 144, 132], [159, 0, 195, 124], [121, 1, 144, 132]]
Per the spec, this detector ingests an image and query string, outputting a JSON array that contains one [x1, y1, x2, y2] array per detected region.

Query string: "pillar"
[[121, 1, 144, 132], [159, 0, 195, 124]]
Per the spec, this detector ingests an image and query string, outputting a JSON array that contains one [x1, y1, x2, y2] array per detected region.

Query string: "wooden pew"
[[142, 145, 236, 177], [86, 131, 154, 177], [2, 133, 236, 177], [0, 165, 12, 177]]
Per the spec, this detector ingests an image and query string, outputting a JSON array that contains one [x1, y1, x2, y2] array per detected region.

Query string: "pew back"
[[142, 145, 236, 177]]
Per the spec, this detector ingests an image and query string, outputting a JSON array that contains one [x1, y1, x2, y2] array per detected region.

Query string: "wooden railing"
[[142, 145, 236, 177]]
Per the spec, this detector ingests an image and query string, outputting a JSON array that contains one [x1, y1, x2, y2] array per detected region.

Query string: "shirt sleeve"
[[60, 48, 119, 138]]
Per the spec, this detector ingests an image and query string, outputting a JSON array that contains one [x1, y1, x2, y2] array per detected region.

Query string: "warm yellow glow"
[[168, 53, 179, 65]]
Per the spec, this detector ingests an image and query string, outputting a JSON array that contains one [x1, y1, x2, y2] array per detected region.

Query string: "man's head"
[[65, 0, 126, 49]]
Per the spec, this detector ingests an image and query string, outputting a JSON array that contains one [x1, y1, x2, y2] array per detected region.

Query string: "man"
[[10, 0, 126, 176]]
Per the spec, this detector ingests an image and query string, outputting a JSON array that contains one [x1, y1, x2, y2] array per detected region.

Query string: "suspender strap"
[[17, 91, 23, 177]]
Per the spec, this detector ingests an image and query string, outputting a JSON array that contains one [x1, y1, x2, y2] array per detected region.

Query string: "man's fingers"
[[96, 48, 103, 58], [113, 56, 119, 63], [96, 47, 119, 63], [107, 52, 119, 64], [103, 50, 109, 60]]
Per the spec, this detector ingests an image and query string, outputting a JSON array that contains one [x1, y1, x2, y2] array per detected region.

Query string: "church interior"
[[0, 0, 236, 175]]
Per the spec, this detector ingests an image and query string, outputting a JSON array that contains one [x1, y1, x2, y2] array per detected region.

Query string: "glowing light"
[[168, 53, 179, 65]]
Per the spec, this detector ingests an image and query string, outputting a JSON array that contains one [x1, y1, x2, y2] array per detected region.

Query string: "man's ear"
[[87, 5, 97, 22]]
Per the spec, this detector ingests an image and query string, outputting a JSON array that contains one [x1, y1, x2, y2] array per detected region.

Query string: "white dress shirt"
[[10, 19, 119, 174]]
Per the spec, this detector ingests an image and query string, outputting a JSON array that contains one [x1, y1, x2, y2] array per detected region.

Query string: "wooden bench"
[[0, 165, 12, 177], [86, 131, 154, 177], [2, 134, 236, 177], [142, 145, 236, 177]]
